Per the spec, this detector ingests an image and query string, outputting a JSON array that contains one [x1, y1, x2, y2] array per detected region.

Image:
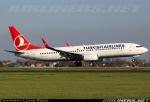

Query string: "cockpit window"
[[136, 46, 142, 48]]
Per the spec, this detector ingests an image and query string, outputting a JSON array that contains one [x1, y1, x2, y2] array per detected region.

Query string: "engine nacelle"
[[83, 54, 98, 61]]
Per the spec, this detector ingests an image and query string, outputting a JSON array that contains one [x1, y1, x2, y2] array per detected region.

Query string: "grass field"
[[0, 67, 150, 98]]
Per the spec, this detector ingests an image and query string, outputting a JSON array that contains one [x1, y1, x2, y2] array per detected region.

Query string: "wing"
[[41, 38, 83, 61]]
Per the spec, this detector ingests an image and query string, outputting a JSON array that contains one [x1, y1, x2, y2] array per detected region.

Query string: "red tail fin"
[[9, 26, 42, 51]]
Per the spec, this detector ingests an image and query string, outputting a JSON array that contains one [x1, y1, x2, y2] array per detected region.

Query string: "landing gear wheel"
[[74, 61, 82, 67], [132, 57, 135, 62], [131, 57, 136, 67], [90, 62, 97, 67]]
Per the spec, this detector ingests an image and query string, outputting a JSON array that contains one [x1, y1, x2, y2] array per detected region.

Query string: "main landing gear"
[[74, 61, 82, 67]]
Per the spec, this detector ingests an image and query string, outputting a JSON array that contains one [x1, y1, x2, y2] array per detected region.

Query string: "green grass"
[[0, 67, 150, 98]]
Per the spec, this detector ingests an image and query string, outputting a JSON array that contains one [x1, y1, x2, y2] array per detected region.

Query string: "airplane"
[[6, 25, 148, 65]]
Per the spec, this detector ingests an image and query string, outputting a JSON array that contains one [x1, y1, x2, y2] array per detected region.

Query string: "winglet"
[[66, 42, 71, 47], [41, 38, 50, 48]]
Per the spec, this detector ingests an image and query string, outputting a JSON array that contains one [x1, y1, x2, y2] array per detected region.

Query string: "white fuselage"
[[16, 43, 148, 61]]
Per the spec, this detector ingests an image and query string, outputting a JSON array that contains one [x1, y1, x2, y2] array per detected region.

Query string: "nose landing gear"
[[132, 58, 135, 62]]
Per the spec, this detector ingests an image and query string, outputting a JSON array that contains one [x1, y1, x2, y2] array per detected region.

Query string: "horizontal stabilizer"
[[4, 50, 24, 54]]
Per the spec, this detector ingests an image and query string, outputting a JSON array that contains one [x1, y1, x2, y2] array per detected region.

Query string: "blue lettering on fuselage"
[[83, 44, 125, 51]]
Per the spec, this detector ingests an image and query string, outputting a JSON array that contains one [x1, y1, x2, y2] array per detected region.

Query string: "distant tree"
[[148, 60, 150, 67], [0, 61, 4, 67]]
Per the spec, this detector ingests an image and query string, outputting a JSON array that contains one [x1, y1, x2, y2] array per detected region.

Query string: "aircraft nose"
[[144, 48, 148, 53]]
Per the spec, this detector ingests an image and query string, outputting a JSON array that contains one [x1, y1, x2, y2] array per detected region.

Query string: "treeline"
[[0, 58, 150, 67]]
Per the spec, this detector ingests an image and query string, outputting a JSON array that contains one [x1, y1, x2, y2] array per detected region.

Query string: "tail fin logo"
[[14, 35, 30, 51], [16, 36, 26, 47]]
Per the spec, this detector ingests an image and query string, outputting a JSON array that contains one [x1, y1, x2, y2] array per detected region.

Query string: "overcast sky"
[[0, 0, 150, 61]]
